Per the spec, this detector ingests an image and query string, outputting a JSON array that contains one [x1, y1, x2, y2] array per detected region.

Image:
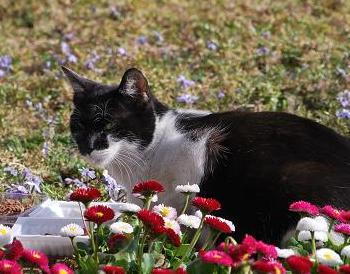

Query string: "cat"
[[63, 66, 350, 244]]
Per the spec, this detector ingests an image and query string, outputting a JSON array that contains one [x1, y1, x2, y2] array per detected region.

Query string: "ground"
[[0, 0, 350, 198]]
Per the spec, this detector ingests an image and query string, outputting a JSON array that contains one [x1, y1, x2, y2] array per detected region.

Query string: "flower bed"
[[2, 181, 350, 273]]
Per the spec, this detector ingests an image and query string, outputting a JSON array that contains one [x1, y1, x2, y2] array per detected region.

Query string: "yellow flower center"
[[33, 252, 41, 259], [69, 227, 77, 232], [242, 253, 250, 261], [160, 207, 170, 217], [213, 254, 222, 259], [59, 270, 68, 274], [0, 228, 8, 235], [323, 252, 334, 260], [4, 263, 11, 269], [275, 266, 281, 274], [96, 212, 104, 217]]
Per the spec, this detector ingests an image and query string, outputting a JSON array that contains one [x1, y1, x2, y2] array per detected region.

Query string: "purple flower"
[[117, 47, 127, 56], [67, 54, 78, 64], [3, 166, 18, 176], [25, 175, 42, 193], [110, 6, 121, 18], [6, 184, 29, 195], [256, 46, 269, 56], [61, 42, 71, 56], [336, 108, 350, 119], [0, 69, 6, 78], [84, 52, 101, 70], [79, 167, 96, 179], [0, 55, 12, 70], [337, 90, 350, 108], [64, 178, 85, 187], [176, 75, 195, 89], [176, 94, 199, 105], [137, 36, 148, 45], [153, 31, 164, 44], [102, 171, 125, 199], [217, 90, 225, 99], [207, 41, 218, 51]]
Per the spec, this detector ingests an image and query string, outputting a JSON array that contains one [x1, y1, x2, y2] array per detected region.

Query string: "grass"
[[0, 0, 350, 198]]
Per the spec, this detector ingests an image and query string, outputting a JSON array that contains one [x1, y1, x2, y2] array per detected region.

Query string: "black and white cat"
[[63, 66, 350, 244]]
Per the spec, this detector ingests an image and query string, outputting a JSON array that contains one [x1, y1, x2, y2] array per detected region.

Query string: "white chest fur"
[[94, 110, 210, 207]]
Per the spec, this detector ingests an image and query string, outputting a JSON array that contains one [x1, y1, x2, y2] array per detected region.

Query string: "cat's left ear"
[[118, 68, 149, 100]]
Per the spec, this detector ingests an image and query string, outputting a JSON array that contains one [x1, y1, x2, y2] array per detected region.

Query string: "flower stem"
[[138, 228, 149, 273], [201, 230, 213, 250], [329, 219, 335, 233], [144, 196, 152, 210], [90, 222, 98, 264], [78, 202, 90, 237], [207, 232, 222, 250], [180, 194, 190, 215], [311, 231, 317, 258]]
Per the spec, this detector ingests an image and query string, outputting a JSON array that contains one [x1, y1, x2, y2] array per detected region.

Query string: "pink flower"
[[22, 249, 49, 270], [252, 259, 286, 274], [289, 201, 319, 216], [335, 223, 350, 236], [51, 263, 74, 274], [241, 234, 277, 258], [0, 259, 22, 273], [321, 205, 346, 222], [200, 250, 233, 266]]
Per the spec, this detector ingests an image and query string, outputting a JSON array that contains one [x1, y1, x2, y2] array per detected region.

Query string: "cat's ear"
[[118, 68, 149, 100], [61, 66, 99, 96]]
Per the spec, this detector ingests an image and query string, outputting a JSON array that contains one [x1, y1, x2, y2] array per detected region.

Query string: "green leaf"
[[175, 244, 190, 257], [141, 253, 155, 274], [187, 261, 217, 274]]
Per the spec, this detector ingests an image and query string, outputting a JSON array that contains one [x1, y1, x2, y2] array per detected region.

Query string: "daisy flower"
[[204, 215, 235, 234], [195, 210, 203, 219], [200, 250, 233, 266], [110, 221, 133, 234], [0, 259, 22, 273], [286, 255, 313, 274], [132, 180, 164, 196], [175, 183, 200, 194], [102, 265, 126, 274], [275, 247, 295, 258], [329, 230, 345, 246], [164, 228, 181, 247], [341, 246, 350, 258], [192, 197, 221, 213], [321, 205, 346, 222], [177, 214, 201, 229], [316, 248, 343, 266], [335, 223, 350, 236], [115, 202, 141, 213], [296, 217, 328, 232], [70, 187, 101, 204], [318, 264, 338, 274], [137, 209, 164, 231], [3, 239, 23, 260], [164, 219, 181, 235], [22, 249, 49, 269], [153, 204, 177, 220], [252, 259, 286, 274], [60, 223, 84, 237], [84, 205, 115, 225], [0, 225, 13, 247], [297, 230, 328, 242], [51, 263, 74, 274], [289, 201, 319, 216]]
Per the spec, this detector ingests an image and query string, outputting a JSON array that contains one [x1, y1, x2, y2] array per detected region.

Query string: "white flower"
[[297, 231, 328, 242], [195, 210, 203, 219], [206, 215, 235, 232], [0, 225, 13, 246], [276, 247, 295, 258], [341, 246, 350, 258], [110, 222, 133, 234], [296, 217, 328, 232], [177, 214, 201, 229], [175, 183, 200, 194], [60, 223, 84, 237], [153, 204, 177, 220], [164, 219, 181, 235], [316, 248, 343, 266], [329, 230, 345, 246], [115, 202, 141, 213]]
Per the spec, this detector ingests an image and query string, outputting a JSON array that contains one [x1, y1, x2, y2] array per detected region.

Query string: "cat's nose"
[[92, 133, 109, 150]]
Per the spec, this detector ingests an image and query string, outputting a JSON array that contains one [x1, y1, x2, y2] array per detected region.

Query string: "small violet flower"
[[336, 108, 350, 119], [337, 90, 350, 108], [256, 46, 270, 56], [79, 167, 96, 180], [136, 36, 148, 45], [3, 166, 18, 176], [176, 75, 195, 89], [176, 94, 199, 105], [117, 47, 127, 56], [207, 41, 218, 51]]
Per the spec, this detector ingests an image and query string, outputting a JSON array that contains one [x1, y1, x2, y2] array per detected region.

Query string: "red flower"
[[289, 201, 319, 216], [317, 265, 338, 274], [151, 268, 188, 274], [4, 239, 23, 260], [137, 209, 165, 230], [0, 250, 4, 259], [321, 205, 346, 222], [0, 259, 22, 274], [217, 242, 236, 255], [70, 187, 101, 204], [241, 234, 277, 258], [22, 249, 49, 270], [192, 197, 221, 213], [108, 233, 128, 251], [341, 211, 350, 222], [84, 205, 115, 224], [340, 265, 350, 274], [164, 228, 181, 247], [204, 216, 233, 233], [200, 250, 233, 266], [102, 265, 126, 274], [51, 263, 74, 274], [286, 255, 313, 274], [252, 259, 286, 274], [132, 180, 164, 196], [335, 223, 350, 235]]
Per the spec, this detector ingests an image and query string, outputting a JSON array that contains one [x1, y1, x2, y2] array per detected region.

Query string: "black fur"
[[64, 67, 350, 244]]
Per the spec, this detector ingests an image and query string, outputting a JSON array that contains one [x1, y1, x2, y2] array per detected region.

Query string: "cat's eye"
[[105, 123, 114, 130]]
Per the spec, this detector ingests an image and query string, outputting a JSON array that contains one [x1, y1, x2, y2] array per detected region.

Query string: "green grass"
[[1, 0, 350, 197]]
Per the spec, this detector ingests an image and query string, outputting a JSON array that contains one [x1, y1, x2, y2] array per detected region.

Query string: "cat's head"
[[62, 67, 160, 167]]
